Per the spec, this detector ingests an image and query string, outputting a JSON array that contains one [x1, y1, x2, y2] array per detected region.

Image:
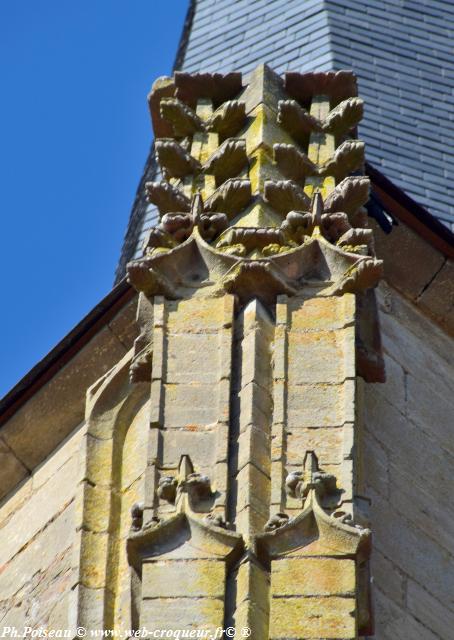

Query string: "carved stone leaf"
[[322, 97, 364, 136], [204, 139, 248, 183], [277, 99, 321, 141], [264, 180, 311, 214], [207, 100, 246, 138], [142, 226, 178, 252], [333, 257, 384, 295], [281, 210, 314, 242], [324, 176, 370, 216], [319, 140, 365, 181], [321, 212, 351, 243], [274, 143, 317, 181], [145, 181, 191, 215], [198, 211, 229, 241], [155, 139, 201, 179], [161, 212, 194, 242], [174, 71, 243, 109], [205, 178, 251, 215], [159, 98, 203, 137], [337, 228, 373, 248], [285, 70, 358, 105]]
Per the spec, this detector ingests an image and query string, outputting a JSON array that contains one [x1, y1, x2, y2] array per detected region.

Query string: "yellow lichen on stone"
[[270, 596, 357, 639], [271, 557, 356, 597]]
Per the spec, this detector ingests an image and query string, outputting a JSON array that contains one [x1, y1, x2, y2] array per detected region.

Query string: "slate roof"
[[115, 0, 454, 280]]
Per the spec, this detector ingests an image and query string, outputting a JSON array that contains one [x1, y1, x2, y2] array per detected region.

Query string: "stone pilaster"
[[77, 65, 383, 638]]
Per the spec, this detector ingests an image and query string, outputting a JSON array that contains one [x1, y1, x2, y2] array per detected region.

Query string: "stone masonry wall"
[[363, 283, 454, 640], [0, 423, 85, 631], [0, 280, 453, 638]]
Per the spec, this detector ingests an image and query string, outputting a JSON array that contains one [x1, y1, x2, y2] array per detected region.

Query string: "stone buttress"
[[74, 65, 384, 638]]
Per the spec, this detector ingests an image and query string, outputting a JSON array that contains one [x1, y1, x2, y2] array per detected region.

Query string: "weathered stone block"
[[32, 423, 85, 491], [370, 489, 454, 610], [79, 530, 109, 589], [0, 453, 78, 566], [84, 433, 114, 487], [235, 598, 269, 639], [270, 595, 356, 638], [370, 549, 405, 608], [377, 288, 454, 400], [236, 463, 270, 517], [237, 558, 269, 607], [163, 383, 219, 427], [389, 462, 454, 558], [271, 557, 356, 596], [108, 293, 139, 349], [407, 577, 454, 639], [167, 298, 227, 332], [237, 381, 272, 432], [237, 425, 270, 475], [372, 218, 445, 300], [373, 587, 439, 640], [418, 259, 454, 334], [159, 428, 217, 469], [363, 431, 389, 498], [75, 481, 112, 533], [287, 383, 343, 428], [0, 503, 74, 601], [140, 596, 224, 631], [166, 333, 221, 384], [365, 393, 453, 505], [406, 373, 454, 455], [142, 559, 225, 598], [288, 329, 347, 384], [120, 401, 149, 491], [286, 426, 343, 466], [367, 352, 405, 413], [289, 295, 353, 332]]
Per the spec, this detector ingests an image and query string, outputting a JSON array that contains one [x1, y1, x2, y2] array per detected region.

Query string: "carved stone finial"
[[127, 65, 383, 304], [157, 455, 214, 512], [285, 451, 337, 501]]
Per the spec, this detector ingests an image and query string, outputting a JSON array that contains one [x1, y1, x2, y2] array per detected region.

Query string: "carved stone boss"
[[79, 65, 384, 639]]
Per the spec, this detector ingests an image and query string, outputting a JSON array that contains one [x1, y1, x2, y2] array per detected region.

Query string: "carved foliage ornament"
[[127, 66, 383, 303]]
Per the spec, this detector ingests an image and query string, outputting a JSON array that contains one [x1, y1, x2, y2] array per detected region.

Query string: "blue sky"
[[0, 0, 188, 396]]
